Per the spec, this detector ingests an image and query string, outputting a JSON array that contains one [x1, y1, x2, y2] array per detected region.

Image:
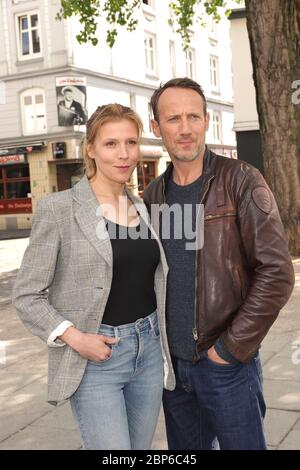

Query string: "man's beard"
[[171, 143, 203, 162]]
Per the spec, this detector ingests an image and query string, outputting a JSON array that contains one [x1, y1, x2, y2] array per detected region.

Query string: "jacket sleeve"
[[219, 166, 295, 362], [12, 196, 68, 344]]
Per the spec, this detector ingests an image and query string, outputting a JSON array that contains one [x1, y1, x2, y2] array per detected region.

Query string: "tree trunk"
[[245, 0, 300, 254]]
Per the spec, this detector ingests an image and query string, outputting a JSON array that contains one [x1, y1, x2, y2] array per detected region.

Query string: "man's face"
[[152, 87, 209, 163], [64, 91, 73, 102]]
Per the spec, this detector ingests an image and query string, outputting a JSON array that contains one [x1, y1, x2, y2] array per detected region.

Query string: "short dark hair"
[[150, 77, 207, 122]]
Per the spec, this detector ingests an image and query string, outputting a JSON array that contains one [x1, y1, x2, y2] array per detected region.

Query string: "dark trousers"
[[163, 353, 267, 450]]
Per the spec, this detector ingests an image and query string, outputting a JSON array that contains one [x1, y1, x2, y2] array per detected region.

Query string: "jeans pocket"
[[205, 351, 239, 369], [88, 343, 116, 365]]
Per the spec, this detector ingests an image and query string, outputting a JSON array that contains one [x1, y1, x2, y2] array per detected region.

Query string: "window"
[[212, 111, 222, 142], [16, 11, 41, 60], [144, 33, 157, 75], [169, 40, 176, 78], [0, 168, 3, 200], [210, 56, 219, 91], [137, 161, 156, 193], [208, 17, 218, 39], [185, 48, 195, 79], [148, 101, 153, 132], [21, 88, 46, 135], [0, 164, 32, 214], [143, 0, 154, 7]]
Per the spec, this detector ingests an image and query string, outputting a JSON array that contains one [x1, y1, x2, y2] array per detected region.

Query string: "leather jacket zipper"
[[193, 175, 215, 342], [205, 212, 236, 221]]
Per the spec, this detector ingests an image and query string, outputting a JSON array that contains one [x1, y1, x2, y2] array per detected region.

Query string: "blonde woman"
[[13, 104, 175, 450]]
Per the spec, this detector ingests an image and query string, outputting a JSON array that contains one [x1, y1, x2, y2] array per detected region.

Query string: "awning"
[[0, 141, 46, 156]]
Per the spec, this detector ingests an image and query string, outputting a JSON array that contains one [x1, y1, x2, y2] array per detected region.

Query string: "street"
[[0, 238, 300, 450]]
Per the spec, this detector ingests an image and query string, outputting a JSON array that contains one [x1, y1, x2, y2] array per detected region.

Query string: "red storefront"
[[0, 154, 32, 215]]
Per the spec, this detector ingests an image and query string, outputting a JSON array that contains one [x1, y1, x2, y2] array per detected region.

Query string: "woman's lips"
[[114, 166, 130, 171]]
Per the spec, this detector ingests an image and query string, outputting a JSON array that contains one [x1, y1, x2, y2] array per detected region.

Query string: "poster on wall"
[[56, 77, 87, 126]]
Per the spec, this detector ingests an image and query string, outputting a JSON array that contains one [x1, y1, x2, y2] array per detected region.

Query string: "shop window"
[[7, 181, 31, 199], [6, 166, 30, 178], [137, 161, 156, 193], [16, 11, 42, 60], [21, 88, 47, 135], [0, 164, 31, 214]]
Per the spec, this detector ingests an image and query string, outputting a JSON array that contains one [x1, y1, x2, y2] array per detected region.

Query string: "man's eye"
[[191, 115, 200, 120], [168, 117, 178, 122]]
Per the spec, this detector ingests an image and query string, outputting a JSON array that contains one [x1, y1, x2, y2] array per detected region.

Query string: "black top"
[[101, 216, 160, 326]]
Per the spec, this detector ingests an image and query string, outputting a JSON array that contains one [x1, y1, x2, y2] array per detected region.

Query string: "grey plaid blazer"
[[12, 176, 175, 404]]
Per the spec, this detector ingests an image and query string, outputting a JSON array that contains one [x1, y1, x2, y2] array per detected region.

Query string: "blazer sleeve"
[[12, 196, 68, 343]]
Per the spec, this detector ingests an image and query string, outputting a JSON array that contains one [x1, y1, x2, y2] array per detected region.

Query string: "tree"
[[57, 0, 300, 254], [245, 0, 300, 254]]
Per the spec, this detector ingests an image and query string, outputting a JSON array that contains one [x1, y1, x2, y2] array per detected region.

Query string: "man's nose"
[[179, 118, 192, 134]]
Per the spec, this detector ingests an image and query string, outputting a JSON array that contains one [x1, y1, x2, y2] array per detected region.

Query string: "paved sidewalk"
[[0, 238, 299, 449], [0, 229, 30, 241]]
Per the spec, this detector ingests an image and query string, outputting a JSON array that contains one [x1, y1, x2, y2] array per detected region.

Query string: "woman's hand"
[[59, 326, 119, 362]]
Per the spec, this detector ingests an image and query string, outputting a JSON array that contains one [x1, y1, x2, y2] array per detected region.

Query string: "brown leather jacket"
[[142, 149, 295, 362]]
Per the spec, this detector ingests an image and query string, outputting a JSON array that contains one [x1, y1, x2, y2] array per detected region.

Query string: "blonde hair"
[[83, 103, 143, 180]]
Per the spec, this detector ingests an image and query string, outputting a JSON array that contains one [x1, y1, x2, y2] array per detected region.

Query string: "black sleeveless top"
[[101, 216, 160, 326]]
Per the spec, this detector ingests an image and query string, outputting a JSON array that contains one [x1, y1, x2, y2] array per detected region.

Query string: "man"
[[58, 86, 87, 126], [142, 77, 295, 450]]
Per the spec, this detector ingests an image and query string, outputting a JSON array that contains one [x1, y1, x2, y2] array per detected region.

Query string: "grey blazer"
[[12, 175, 175, 404]]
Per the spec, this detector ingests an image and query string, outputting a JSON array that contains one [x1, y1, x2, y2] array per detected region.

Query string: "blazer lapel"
[[73, 176, 112, 266]]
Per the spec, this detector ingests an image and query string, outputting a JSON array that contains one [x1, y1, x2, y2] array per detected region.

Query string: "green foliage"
[[56, 0, 141, 47], [56, 0, 241, 48]]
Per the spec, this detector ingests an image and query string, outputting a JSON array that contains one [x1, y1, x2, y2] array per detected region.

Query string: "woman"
[[12, 104, 175, 450]]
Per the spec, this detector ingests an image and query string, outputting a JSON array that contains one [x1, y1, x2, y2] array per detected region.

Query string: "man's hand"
[[59, 326, 119, 362], [207, 345, 231, 365]]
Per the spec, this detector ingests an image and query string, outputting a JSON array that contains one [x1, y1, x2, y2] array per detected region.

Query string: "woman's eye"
[[106, 141, 116, 147], [128, 140, 137, 145]]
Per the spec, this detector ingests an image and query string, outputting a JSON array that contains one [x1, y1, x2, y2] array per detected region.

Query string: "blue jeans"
[[70, 310, 164, 450], [163, 352, 267, 450]]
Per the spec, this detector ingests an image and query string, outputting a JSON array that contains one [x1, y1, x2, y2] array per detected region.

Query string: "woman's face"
[[88, 118, 140, 185]]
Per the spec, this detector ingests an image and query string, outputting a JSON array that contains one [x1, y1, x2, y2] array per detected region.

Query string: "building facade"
[[0, 0, 236, 230], [229, 8, 263, 173]]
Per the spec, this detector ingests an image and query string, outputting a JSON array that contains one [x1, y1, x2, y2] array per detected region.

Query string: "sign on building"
[[56, 77, 87, 127]]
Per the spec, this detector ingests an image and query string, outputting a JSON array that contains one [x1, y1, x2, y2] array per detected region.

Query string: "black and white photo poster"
[[56, 77, 87, 126]]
